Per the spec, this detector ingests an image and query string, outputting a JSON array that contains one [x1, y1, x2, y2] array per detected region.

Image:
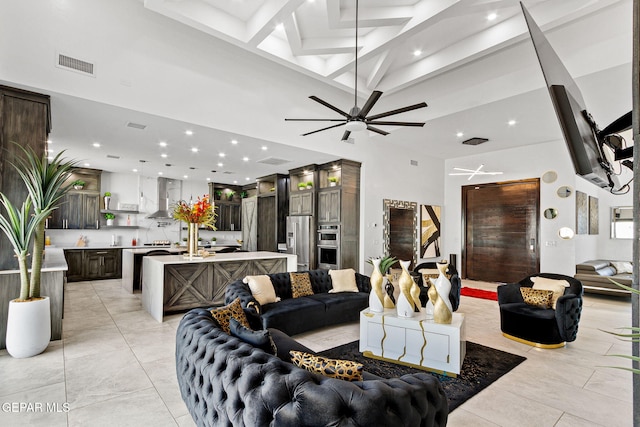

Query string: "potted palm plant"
[[0, 147, 77, 358]]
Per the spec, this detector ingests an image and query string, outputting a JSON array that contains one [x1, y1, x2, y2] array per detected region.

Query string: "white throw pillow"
[[531, 277, 569, 309], [243, 275, 280, 305], [611, 261, 633, 274], [328, 269, 359, 293]]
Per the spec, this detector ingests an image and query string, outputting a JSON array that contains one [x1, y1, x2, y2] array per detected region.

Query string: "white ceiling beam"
[[366, 49, 398, 90], [284, 11, 302, 53], [246, 0, 306, 46]]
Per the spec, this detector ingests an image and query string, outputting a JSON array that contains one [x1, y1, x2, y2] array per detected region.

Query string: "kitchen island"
[[142, 251, 296, 322]]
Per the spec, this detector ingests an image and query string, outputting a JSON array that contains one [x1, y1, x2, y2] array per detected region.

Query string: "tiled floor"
[[0, 278, 634, 426]]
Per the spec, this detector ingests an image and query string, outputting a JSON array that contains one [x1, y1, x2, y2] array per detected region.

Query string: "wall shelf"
[[100, 209, 140, 214]]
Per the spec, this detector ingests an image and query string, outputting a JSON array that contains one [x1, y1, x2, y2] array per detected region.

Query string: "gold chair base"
[[502, 333, 566, 349]]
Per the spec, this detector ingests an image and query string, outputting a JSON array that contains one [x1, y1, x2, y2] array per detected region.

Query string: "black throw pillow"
[[229, 318, 277, 355]]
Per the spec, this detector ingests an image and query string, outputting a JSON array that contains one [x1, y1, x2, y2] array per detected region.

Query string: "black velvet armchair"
[[497, 273, 583, 348]]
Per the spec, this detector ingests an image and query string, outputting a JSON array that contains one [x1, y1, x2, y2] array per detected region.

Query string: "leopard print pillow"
[[289, 351, 363, 382], [210, 297, 251, 334], [290, 272, 314, 298], [520, 287, 554, 309]]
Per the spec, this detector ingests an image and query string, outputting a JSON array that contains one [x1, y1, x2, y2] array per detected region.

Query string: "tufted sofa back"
[[176, 308, 449, 427]]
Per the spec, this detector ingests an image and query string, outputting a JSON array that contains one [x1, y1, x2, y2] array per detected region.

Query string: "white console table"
[[359, 308, 466, 376]]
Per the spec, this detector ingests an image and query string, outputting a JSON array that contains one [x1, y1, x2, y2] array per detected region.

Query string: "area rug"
[[318, 340, 525, 412], [460, 287, 498, 301]]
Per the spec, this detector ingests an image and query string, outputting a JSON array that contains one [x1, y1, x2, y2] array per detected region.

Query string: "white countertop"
[[0, 248, 68, 275], [144, 251, 295, 265]]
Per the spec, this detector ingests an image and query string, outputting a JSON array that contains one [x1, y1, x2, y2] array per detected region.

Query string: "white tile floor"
[[0, 278, 634, 426]]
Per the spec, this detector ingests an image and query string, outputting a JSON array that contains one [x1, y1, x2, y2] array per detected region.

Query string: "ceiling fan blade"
[[285, 118, 346, 122], [358, 91, 383, 118], [366, 125, 389, 136], [341, 130, 351, 141], [301, 122, 346, 136], [309, 96, 351, 118], [366, 102, 428, 120], [367, 121, 425, 127]]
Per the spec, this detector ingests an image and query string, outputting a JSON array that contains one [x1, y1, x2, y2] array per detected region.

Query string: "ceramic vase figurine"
[[396, 260, 420, 317], [429, 261, 453, 324], [383, 275, 396, 308], [368, 258, 385, 312]]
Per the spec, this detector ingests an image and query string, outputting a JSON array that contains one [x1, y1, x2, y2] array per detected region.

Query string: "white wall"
[[442, 140, 633, 277]]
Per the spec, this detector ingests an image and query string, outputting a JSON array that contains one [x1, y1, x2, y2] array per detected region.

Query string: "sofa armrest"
[[497, 283, 525, 305], [225, 280, 262, 326], [554, 293, 583, 342]]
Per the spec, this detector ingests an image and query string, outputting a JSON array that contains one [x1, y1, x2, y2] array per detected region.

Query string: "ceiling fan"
[[285, 0, 428, 141]]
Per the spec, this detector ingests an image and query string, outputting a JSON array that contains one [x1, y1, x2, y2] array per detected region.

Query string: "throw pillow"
[[243, 275, 280, 305], [611, 261, 633, 274], [289, 350, 363, 382], [328, 268, 359, 293], [229, 318, 276, 355], [210, 298, 251, 334], [290, 272, 314, 298], [531, 277, 569, 309], [520, 287, 554, 309]]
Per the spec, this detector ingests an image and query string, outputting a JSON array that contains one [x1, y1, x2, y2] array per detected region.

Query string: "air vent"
[[256, 157, 291, 165], [126, 122, 147, 130], [462, 137, 489, 146], [106, 154, 120, 159], [223, 171, 235, 174], [410, 160, 418, 166], [56, 53, 95, 76]]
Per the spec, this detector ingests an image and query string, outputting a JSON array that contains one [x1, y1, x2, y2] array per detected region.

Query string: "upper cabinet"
[[289, 164, 317, 216], [208, 182, 242, 231], [255, 174, 289, 251], [47, 169, 101, 230]]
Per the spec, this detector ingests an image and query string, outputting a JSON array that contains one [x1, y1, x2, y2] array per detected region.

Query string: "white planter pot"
[[6, 297, 51, 358], [106, 219, 114, 226]]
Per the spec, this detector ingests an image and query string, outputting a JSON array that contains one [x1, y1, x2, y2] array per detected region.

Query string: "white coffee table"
[[359, 308, 466, 376]]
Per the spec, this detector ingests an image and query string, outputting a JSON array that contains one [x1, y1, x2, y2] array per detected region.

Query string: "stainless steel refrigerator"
[[286, 216, 311, 271]]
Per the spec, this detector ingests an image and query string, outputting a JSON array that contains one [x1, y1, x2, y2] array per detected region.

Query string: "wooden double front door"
[[462, 179, 540, 284]]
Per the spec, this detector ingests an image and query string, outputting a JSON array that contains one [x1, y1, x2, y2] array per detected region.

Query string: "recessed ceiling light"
[[185, 130, 193, 136], [219, 153, 226, 157], [158, 171, 163, 175], [84, 163, 90, 167], [246, 177, 250, 181], [242, 156, 249, 162], [508, 119, 517, 126], [47, 139, 52, 144], [261, 146, 267, 151], [233, 180, 238, 184], [92, 142, 101, 148], [275, 23, 284, 31], [413, 49, 422, 57], [206, 177, 210, 181], [183, 175, 188, 179], [159, 141, 167, 147], [487, 12, 497, 21], [456, 132, 464, 138], [191, 147, 199, 153], [132, 168, 138, 172], [161, 153, 168, 158], [231, 139, 238, 145], [217, 162, 223, 167]]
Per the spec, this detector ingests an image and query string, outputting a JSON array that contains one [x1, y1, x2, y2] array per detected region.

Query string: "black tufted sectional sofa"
[[176, 308, 449, 427], [225, 269, 371, 336]]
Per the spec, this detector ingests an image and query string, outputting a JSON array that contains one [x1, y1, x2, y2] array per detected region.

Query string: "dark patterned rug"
[[318, 340, 525, 412]]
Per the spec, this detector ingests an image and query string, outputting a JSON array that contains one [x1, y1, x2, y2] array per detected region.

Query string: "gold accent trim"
[[398, 345, 407, 362], [380, 314, 387, 358], [363, 312, 374, 318], [418, 321, 427, 366], [502, 333, 566, 349], [362, 351, 457, 378]]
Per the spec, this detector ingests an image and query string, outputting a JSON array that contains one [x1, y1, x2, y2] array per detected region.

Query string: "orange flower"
[[172, 195, 217, 229]]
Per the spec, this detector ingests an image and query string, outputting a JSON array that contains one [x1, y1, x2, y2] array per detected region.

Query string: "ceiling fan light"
[[345, 120, 367, 132]]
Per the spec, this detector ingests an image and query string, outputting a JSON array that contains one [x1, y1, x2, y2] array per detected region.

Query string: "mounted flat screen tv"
[[521, 3, 629, 191]]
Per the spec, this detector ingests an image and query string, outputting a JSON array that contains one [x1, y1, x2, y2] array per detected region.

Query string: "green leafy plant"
[[104, 212, 115, 220], [71, 179, 85, 187], [240, 191, 248, 198], [328, 176, 339, 183], [104, 191, 111, 197], [297, 182, 307, 189], [306, 181, 313, 188], [602, 279, 640, 374], [211, 237, 217, 241], [0, 146, 77, 300], [367, 255, 398, 274], [226, 190, 235, 200]]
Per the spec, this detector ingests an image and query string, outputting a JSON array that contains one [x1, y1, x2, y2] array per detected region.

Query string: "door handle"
[[530, 238, 535, 251]]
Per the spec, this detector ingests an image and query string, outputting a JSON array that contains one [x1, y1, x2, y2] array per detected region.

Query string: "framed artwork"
[[589, 196, 599, 235], [420, 204, 441, 258], [576, 191, 588, 234]]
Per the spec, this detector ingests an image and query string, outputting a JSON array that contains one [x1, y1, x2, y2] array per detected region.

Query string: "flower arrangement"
[[172, 195, 217, 229]]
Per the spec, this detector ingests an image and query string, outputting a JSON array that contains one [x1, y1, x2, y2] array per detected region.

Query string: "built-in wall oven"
[[317, 225, 340, 269]]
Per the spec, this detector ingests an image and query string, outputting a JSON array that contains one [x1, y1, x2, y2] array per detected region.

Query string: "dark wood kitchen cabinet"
[[64, 249, 122, 282], [48, 169, 101, 230]]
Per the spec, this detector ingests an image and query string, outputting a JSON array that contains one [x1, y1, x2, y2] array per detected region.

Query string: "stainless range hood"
[[146, 177, 182, 219]]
